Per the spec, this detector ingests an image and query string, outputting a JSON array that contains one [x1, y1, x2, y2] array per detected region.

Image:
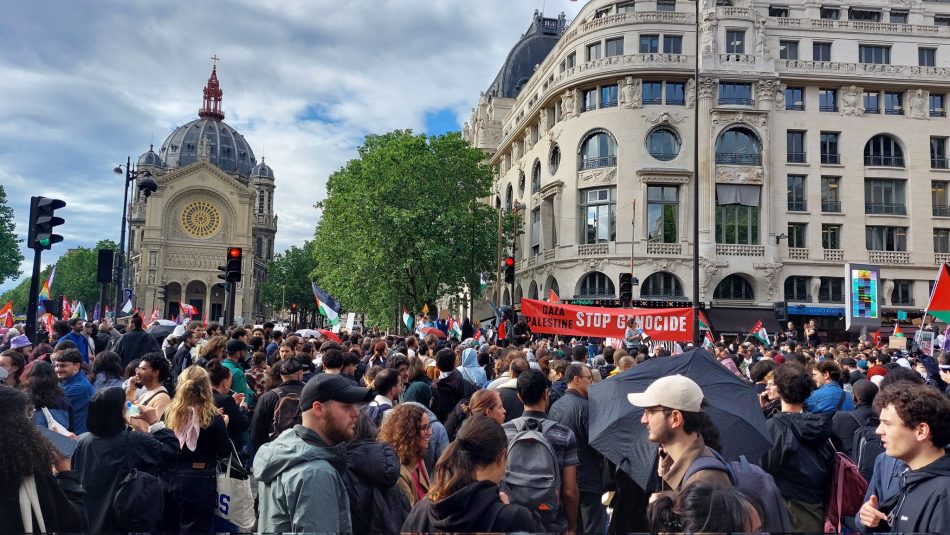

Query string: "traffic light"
[[290, 303, 298, 313], [619, 272, 633, 306], [218, 247, 243, 283], [28, 196, 66, 251], [504, 256, 515, 284]]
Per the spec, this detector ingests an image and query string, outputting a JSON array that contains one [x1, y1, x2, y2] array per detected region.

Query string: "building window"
[[865, 179, 906, 215], [580, 188, 617, 244], [641, 272, 683, 298], [822, 224, 841, 249], [579, 130, 617, 170], [821, 176, 841, 212], [819, 88, 837, 112], [933, 181, 950, 217], [715, 185, 760, 244], [819, 277, 845, 303], [864, 91, 880, 114], [931, 94, 946, 117], [787, 175, 807, 211], [890, 11, 908, 24], [617, 1, 636, 13], [606, 37, 624, 57], [891, 280, 914, 305], [532, 160, 542, 194], [566, 52, 576, 69], [785, 276, 811, 301], [549, 144, 561, 174], [820, 7, 839, 20], [531, 208, 541, 256], [813, 42, 832, 61], [788, 223, 807, 248], [936, 228, 950, 253], [518, 171, 526, 196], [666, 82, 686, 105], [936, 16, 950, 27], [769, 6, 790, 18], [595, 6, 612, 18], [820, 132, 840, 164], [579, 272, 616, 297], [785, 87, 804, 110], [884, 92, 903, 115], [920, 47, 937, 67], [714, 275, 754, 300], [866, 226, 907, 251], [505, 184, 513, 212], [779, 40, 799, 60], [664, 35, 683, 54], [718, 82, 753, 106], [639, 34, 659, 53], [726, 30, 746, 54], [601, 84, 619, 108], [587, 42, 602, 61], [646, 127, 681, 161], [932, 137, 948, 169], [864, 134, 904, 167], [716, 126, 762, 165], [647, 185, 679, 243], [657, 0, 675, 12], [583, 88, 597, 111], [850, 9, 881, 21], [256, 238, 263, 257], [859, 45, 890, 64], [643, 81, 663, 105], [787, 131, 806, 163]]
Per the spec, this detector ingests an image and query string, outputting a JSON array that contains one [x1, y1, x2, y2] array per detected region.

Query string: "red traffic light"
[[228, 247, 242, 258], [504, 256, 515, 267]]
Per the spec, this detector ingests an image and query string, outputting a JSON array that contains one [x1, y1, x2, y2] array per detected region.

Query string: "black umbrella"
[[145, 323, 175, 342], [588, 348, 772, 489]]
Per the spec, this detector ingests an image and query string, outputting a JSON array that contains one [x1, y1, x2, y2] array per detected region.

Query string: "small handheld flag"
[[402, 307, 414, 331], [311, 282, 341, 326], [750, 319, 771, 347]]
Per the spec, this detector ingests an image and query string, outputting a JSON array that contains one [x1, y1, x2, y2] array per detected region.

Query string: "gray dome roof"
[[487, 11, 567, 99], [159, 118, 256, 177], [251, 158, 274, 179], [137, 145, 164, 168]]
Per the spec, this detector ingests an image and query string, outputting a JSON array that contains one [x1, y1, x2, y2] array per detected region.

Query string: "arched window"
[[549, 144, 561, 174], [784, 276, 811, 301], [641, 272, 684, 298], [515, 285, 524, 305], [715, 127, 762, 165], [713, 275, 754, 300], [646, 127, 682, 161], [506, 184, 513, 211], [546, 276, 560, 298], [578, 130, 617, 170], [495, 196, 501, 209], [578, 272, 615, 297], [532, 160, 542, 194], [864, 134, 904, 167], [528, 280, 539, 300]]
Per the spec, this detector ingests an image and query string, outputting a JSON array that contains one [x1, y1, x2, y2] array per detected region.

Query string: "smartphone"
[[37, 425, 79, 458]]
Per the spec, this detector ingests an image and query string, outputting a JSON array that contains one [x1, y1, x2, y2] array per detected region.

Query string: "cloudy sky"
[[0, 0, 583, 293]]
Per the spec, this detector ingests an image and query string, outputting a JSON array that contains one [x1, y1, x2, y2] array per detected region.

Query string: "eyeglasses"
[[418, 422, 433, 434], [643, 407, 672, 417]]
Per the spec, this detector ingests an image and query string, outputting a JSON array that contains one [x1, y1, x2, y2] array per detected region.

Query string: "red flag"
[[61, 296, 71, 320], [497, 320, 506, 341], [872, 330, 881, 346], [547, 289, 561, 303]]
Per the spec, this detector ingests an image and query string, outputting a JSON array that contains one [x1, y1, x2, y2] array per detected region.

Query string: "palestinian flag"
[[547, 289, 561, 303], [702, 330, 715, 351], [449, 318, 462, 338], [925, 263, 950, 323], [479, 272, 488, 291], [311, 282, 340, 326], [698, 310, 712, 331], [402, 306, 414, 331], [893, 322, 904, 337], [750, 319, 771, 347]]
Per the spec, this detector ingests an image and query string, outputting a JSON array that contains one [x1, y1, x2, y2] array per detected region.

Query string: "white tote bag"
[[215, 447, 255, 531], [40, 407, 71, 436], [19, 475, 47, 534]]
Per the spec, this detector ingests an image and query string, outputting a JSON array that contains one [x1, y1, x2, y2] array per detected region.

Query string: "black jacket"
[[831, 403, 877, 459], [113, 329, 161, 367], [171, 344, 193, 380], [430, 370, 474, 423], [341, 439, 408, 535], [497, 385, 524, 423], [213, 391, 250, 451], [249, 380, 304, 454], [401, 480, 540, 534], [760, 411, 834, 505], [0, 470, 88, 534], [874, 453, 950, 534]]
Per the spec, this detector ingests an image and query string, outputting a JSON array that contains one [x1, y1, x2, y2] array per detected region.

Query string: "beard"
[[321, 413, 356, 444]]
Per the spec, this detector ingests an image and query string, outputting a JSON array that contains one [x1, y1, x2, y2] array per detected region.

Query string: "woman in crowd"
[[90, 351, 124, 392], [402, 355, 432, 406], [443, 389, 506, 441], [402, 415, 540, 533], [342, 412, 409, 535], [458, 346, 488, 388], [207, 358, 250, 451], [245, 351, 269, 398], [0, 349, 25, 388], [24, 360, 74, 432], [196, 335, 226, 367], [72, 387, 179, 533], [161, 365, 231, 534], [758, 370, 782, 419], [379, 404, 432, 507], [0, 386, 87, 534], [647, 481, 764, 534]]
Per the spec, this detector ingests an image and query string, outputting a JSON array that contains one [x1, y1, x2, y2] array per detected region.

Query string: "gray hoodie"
[[253, 424, 351, 534]]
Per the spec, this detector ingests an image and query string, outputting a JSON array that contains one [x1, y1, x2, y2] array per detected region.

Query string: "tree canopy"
[[313, 130, 498, 328], [0, 185, 24, 286], [259, 240, 319, 321]]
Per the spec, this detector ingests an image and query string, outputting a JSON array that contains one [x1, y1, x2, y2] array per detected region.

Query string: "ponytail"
[[428, 415, 506, 501]]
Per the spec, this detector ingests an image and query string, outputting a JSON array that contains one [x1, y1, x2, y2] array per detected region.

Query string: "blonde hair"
[[165, 365, 219, 431]]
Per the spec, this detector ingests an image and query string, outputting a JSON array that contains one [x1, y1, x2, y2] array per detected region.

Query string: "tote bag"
[[215, 444, 255, 531]]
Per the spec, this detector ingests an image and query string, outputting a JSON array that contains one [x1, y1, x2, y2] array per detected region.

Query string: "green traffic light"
[[39, 238, 50, 247]]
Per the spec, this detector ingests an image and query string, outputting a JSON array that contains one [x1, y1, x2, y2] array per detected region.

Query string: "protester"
[[208, 358, 250, 451], [647, 481, 764, 534], [254, 374, 372, 534], [222, 339, 254, 407], [89, 351, 124, 392], [402, 415, 542, 534], [250, 358, 305, 454], [196, 335, 226, 367], [127, 351, 172, 433], [0, 349, 25, 388], [444, 389, 506, 441], [458, 346, 488, 388], [831, 379, 878, 458], [54, 349, 94, 434], [379, 403, 432, 507], [805, 360, 855, 414], [368, 367, 401, 425], [402, 355, 433, 406], [497, 356, 528, 422], [430, 347, 476, 423], [24, 360, 75, 432], [0, 385, 88, 534], [171, 329, 198, 380], [113, 314, 161, 366], [758, 370, 782, 419], [246, 351, 269, 398]]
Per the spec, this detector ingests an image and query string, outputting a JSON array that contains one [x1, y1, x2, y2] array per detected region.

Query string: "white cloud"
[[0, 0, 582, 293]]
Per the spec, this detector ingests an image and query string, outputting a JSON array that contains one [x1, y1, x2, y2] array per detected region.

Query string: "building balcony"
[[788, 200, 807, 212], [543, 248, 557, 261], [936, 206, 950, 217], [716, 244, 765, 256], [641, 289, 685, 298], [578, 156, 617, 171], [601, 100, 618, 108], [786, 103, 805, 111], [779, 59, 950, 83], [936, 252, 950, 264], [646, 242, 682, 256], [868, 250, 910, 264], [716, 153, 762, 165], [788, 247, 809, 259], [931, 110, 946, 118], [824, 249, 844, 262], [583, 104, 597, 112], [821, 153, 840, 165], [864, 155, 904, 167], [822, 201, 841, 212], [787, 152, 807, 164], [866, 203, 906, 215], [642, 97, 663, 105], [578, 243, 609, 256], [819, 105, 838, 112], [771, 16, 940, 37], [932, 158, 949, 170], [892, 297, 916, 306], [719, 54, 758, 64], [718, 96, 755, 106]]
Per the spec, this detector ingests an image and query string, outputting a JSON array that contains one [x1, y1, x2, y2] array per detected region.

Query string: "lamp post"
[[113, 157, 158, 318], [692, 0, 702, 347]]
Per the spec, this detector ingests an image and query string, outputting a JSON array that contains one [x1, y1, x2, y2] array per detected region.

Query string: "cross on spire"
[[198, 57, 224, 121]]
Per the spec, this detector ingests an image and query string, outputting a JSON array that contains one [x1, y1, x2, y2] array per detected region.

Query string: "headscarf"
[[175, 407, 201, 451], [458, 347, 487, 388]]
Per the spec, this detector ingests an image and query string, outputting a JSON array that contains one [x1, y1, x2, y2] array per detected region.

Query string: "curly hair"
[[199, 335, 227, 360], [0, 386, 54, 485], [378, 403, 427, 465], [165, 365, 218, 431], [875, 383, 950, 448], [23, 360, 67, 409], [773, 363, 815, 405]]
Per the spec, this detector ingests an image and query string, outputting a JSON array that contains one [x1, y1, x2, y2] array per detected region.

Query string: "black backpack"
[[851, 416, 884, 482], [363, 400, 393, 427], [113, 432, 164, 532], [270, 387, 302, 440]]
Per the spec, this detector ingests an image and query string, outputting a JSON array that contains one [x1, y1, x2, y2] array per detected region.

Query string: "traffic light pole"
[[226, 281, 236, 327], [24, 248, 43, 343]]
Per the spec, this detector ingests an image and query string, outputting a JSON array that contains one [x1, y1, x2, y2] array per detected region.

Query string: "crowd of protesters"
[[0, 312, 948, 534]]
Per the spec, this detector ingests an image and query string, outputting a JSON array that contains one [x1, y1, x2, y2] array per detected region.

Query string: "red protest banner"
[[520, 298, 693, 342]]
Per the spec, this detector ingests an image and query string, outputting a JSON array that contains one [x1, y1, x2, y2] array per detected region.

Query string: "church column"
[[206, 284, 213, 323], [696, 77, 718, 260]]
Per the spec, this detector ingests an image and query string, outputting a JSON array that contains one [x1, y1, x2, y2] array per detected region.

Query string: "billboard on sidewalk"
[[845, 263, 881, 332]]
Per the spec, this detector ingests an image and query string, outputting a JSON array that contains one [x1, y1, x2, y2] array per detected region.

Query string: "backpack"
[[500, 418, 562, 531], [269, 388, 302, 440], [852, 418, 885, 482], [363, 400, 393, 427], [113, 432, 164, 532], [824, 449, 869, 533], [683, 450, 793, 535]]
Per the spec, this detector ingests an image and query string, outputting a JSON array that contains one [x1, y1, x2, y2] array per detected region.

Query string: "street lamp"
[[113, 156, 158, 318]]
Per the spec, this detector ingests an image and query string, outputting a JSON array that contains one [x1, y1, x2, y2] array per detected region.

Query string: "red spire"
[[198, 57, 224, 120]]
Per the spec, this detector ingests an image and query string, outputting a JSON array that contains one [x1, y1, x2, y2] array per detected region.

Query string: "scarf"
[[175, 406, 201, 451]]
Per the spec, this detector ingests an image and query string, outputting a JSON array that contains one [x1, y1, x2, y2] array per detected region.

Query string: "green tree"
[[0, 185, 24, 285], [259, 241, 319, 323], [313, 130, 499, 328]]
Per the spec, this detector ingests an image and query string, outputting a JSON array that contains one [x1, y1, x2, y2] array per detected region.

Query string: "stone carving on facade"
[[774, 83, 787, 111], [621, 76, 643, 109], [462, 121, 471, 141], [711, 111, 767, 130], [907, 89, 929, 120], [561, 89, 578, 119], [700, 11, 718, 55], [197, 138, 210, 161], [755, 80, 780, 108], [512, 141, 521, 162], [578, 166, 617, 186], [699, 256, 728, 294], [685, 78, 696, 109], [651, 258, 686, 272], [840, 86, 865, 116], [698, 77, 718, 99], [753, 17, 769, 57], [752, 258, 784, 298], [643, 111, 687, 126], [547, 127, 562, 145], [539, 108, 549, 133], [717, 166, 764, 183], [524, 131, 532, 151]]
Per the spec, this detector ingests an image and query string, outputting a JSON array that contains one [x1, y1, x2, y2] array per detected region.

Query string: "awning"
[[707, 307, 781, 336]]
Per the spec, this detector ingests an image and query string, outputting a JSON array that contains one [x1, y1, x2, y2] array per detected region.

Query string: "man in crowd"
[[430, 347, 475, 423], [254, 373, 372, 533], [127, 351, 172, 432], [497, 357, 528, 422], [223, 339, 254, 407], [368, 368, 401, 424], [171, 329, 198, 380], [250, 358, 306, 455], [831, 379, 878, 458], [805, 360, 855, 414], [572, 343, 602, 382], [54, 348, 95, 433], [63, 318, 93, 364], [266, 330, 283, 364], [113, 314, 161, 366]]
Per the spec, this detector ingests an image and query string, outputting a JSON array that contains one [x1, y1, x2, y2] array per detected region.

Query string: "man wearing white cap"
[[628, 375, 731, 493]]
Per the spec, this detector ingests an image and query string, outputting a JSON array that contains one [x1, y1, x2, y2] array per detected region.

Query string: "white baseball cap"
[[627, 375, 704, 412]]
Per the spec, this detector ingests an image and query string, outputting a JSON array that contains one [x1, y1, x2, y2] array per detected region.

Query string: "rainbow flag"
[[38, 265, 55, 301]]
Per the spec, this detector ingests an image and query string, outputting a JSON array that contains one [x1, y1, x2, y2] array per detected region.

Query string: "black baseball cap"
[[280, 358, 303, 376], [226, 339, 249, 354], [300, 374, 372, 410]]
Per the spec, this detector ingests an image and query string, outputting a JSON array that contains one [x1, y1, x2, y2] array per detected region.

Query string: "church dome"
[[158, 64, 257, 178], [137, 144, 164, 168], [251, 157, 274, 179]]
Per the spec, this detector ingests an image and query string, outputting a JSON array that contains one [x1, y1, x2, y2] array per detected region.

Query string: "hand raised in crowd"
[[859, 495, 888, 528], [125, 380, 138, 402]]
